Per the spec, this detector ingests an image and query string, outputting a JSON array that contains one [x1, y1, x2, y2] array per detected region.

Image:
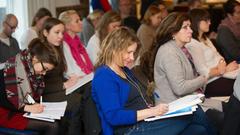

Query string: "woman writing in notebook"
[[40, 18, 82, 135], [0, 38, 59, 134], [91, 27, 215, 135]]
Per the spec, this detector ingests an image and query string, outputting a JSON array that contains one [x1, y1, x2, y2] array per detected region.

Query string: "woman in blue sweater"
[[92, 27, 215, 135]]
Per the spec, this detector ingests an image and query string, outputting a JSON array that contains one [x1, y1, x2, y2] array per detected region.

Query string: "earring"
[[172, 36, 175, 40]]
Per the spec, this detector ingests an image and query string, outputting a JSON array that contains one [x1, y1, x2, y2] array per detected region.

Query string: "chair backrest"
[[81, 82, 102, 135]]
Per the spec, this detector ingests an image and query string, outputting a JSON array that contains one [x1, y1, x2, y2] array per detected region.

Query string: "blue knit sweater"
[[92, 65, 137, 135]]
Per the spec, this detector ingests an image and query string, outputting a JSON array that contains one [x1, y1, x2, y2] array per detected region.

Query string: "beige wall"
[[56, 0, 80, 7]]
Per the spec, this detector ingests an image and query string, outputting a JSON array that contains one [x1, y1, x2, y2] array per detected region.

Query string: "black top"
[[123, 69, 150, 110], [43, 46, 66, 102], [0, 37, 20, 63]]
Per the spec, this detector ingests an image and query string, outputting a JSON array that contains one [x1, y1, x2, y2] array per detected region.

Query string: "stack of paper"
[[0, 63, 5, 70], [66, 73, 93, 95], [23, 101, 67, 122], [145, 94, 204, 121]]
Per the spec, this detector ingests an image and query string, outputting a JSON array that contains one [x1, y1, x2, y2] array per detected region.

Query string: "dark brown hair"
[[144, 12, 190, 82], [32, 7, 52, 26], [28, 38, 59, 67], [40, 18, 67, 72], [189, 8, 210, 40], [224, 0, 240, 15]]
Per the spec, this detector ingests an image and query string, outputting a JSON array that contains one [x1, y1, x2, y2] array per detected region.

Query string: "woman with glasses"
[[185, 9, 238, 97], [216, 0, 240, 63], [0, 38, 59, 134]]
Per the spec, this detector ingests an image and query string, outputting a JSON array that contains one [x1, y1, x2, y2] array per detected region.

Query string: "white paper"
[[23, 113, 55, 122], [144, 94, 204, 122], [66, 73, 93, 95], [145, 106, 198, 121], [23, 101, 67, 122], [167, 94, 204, 114], [0, 63, 5, 70]]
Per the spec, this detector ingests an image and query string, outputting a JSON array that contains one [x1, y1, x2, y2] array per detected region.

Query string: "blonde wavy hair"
[[58, 10, 78, 24], [95, 27, 141, 69]]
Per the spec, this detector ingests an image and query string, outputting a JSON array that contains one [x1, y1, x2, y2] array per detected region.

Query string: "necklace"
[[123, 70, 152, 108], [109, 65, 126, 79]]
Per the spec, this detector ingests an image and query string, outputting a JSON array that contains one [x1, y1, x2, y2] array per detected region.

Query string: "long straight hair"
[[96, 11, 121, 46], [189, 9, 210, 40], [40, 17, 67, 72]]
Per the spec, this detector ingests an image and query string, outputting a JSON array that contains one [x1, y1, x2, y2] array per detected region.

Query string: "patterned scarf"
[[218, 16, 240, 39], [181, 46, 203, 93], [3, 50, 44, 109], [64, 32, 93, 74]]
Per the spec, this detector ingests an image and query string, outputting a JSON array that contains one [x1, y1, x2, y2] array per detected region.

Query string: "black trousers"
[[221, 95, 240, 135]]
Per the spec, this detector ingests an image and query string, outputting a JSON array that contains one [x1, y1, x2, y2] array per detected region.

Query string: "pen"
[[40, 96, 42, 104]]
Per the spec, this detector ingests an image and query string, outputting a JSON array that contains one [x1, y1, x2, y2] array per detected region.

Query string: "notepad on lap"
[[144, 94, 204, 121], [66, 73, 93, 95], [23, 101, 67, 122]]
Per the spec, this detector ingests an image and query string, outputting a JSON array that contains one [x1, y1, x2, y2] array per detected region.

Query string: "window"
[[0, 0, 7, 25]]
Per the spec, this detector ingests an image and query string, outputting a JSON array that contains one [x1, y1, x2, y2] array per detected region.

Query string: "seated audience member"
[[186, 9, 238, 97], [222, 73, 240, 135], [87, 11, 121, 64], [79, 10, 104, 46], [59, 10, 93, 78], [59, 10, 101, 134], [0, 38, 59, 135], [137, 5, 162, 56], [118, 0, 134, 19], [0, 14, 20, 63], [92, 27, 216, 135], [151, 0, 169, 19], [140, 0, 155, 19], [146, 12, 222, 113], [216, 0, 240, 63], [20, 7, 52, 50], [40, 18, 82, 135]]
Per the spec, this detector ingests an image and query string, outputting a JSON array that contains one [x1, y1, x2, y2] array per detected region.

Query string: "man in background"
[[0, 14, 20, 63]]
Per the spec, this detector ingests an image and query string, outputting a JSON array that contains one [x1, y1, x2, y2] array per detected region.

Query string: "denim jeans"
[[114, 106, 216, 135]]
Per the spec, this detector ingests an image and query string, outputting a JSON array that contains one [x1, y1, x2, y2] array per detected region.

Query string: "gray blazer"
[[154, 40, 206, 103]]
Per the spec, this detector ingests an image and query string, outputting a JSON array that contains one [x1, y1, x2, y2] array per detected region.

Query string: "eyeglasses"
[[40, 61, 48, 72], [4, 21, 17, 30]]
